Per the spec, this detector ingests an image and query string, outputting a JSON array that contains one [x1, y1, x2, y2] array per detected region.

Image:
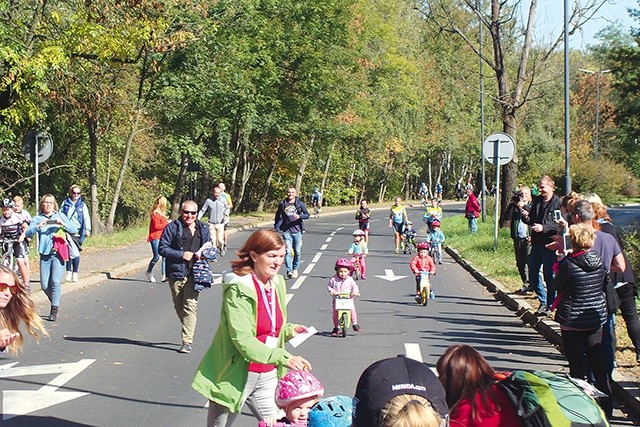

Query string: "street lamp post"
[[578, 68, 612, 159], [564, 0, 571, 194]]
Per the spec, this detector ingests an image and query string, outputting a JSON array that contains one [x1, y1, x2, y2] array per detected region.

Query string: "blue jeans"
[[40, 253, 65, 306], [147, 239, 165, 275], [66, 257, 80, 273], [529, 243, 557, 308], [468, 216, 478, 234], [283, 231, 302, 273]]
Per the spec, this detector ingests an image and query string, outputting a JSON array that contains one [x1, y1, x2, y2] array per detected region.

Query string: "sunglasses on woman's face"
[[72, 192, 81, 195], [0, 282, 18, 295]]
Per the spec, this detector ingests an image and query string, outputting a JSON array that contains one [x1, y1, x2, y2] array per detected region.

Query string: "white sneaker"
[[145, 271, 156, 283], [72, 272, 79, 282], [161, 275, 167, 282], [65, 271, 72, 282], [292, 270, 299, 279]]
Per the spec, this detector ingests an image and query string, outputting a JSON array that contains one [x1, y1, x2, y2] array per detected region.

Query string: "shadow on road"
[[63, 336, 178, 352]]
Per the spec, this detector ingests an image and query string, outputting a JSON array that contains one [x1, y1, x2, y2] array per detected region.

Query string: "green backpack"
[[500, 370, 610, 427]]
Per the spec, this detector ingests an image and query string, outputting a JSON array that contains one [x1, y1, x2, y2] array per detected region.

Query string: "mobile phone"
[[563, 233, 572, 252], [46, 219, 58, 225], [553, 210, 562, 222]]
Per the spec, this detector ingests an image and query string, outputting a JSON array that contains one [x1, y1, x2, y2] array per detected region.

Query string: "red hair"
[[230, 229, 285, 275]]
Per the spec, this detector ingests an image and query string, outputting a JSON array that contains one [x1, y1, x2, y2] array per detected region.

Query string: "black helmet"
[[2, 198, 14, 208]]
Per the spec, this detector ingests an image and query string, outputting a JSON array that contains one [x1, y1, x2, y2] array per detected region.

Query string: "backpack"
[[500, 370, 609, 427]]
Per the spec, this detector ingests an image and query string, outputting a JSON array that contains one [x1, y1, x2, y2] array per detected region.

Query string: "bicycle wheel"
[[354, 266, 361, 281], [1, 252, 12, 269], [340, 313, 348, 337]]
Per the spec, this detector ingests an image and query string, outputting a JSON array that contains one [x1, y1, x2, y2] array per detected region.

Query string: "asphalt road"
[[1, 205, 638, 426]]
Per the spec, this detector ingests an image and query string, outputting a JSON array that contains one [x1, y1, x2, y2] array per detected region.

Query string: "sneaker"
[[361, 276, 366, 280], [395, 248, 400, 254], [429, 291, 435, 300], [438, 260, 443, 265], [415, 294, 422, 303], [145, 271, 156, 283], [161, 275, 167, 282], [292, 270, 299, 279], [72, 272, 79, 283], [535, 306, 549, 317], [515, 285, 533, 295], [353, 324, 362, 332], [331, 328, 339, 337], [65, 271, 72, 282], [178, 343, 192, 354], [286, 271, 293, 279]]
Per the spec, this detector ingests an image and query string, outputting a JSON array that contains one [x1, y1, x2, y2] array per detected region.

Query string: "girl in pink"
[[328, 258, 361, 335]]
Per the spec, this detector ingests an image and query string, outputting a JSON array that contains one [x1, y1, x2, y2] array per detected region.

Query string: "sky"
[[537, 0, 638, 48]]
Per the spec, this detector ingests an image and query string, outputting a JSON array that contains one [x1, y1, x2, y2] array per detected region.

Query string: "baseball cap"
[[352, 355, 449, 426]]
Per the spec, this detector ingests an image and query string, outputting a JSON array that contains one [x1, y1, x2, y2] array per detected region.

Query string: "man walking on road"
[[522, 175, 561, 315], [274, 187, 310, 279], [159, 200, 210, 354], [197, 186, 229, 256]]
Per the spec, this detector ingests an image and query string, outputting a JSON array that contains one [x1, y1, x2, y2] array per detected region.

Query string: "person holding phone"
[[61, 185, 91, 283], [502, 185, 532, 294], [521, 175, 561, 316], [25, 194, 77, 321]]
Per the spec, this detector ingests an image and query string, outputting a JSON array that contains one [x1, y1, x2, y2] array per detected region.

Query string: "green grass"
[[82, 225, 148, 251], [445, 215, 524, 290]]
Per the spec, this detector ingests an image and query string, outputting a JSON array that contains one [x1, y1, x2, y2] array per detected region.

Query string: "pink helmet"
[[417, 241, 430, 251], [335, 258, 352, 271], [430, 219, 441, 228], [275, 370, 325, 407]]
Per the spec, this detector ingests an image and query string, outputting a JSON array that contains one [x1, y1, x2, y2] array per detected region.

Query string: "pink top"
[[327, 274, 359, 296]]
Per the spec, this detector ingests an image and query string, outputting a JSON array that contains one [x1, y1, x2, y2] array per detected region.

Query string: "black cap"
[[352, 355, 449, 426]]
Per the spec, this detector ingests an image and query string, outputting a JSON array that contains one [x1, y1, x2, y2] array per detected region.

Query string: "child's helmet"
[[275, 371, 324, 407], [308, 395, 353, 427], [406, 220, 413, 225], [352, 229, 365, 237], [2, 198, 14, 208], [417, 242, 430, 251], [313, 186, 319, 191], [430, 219, 441, 228], [335, 258, 352, 270]]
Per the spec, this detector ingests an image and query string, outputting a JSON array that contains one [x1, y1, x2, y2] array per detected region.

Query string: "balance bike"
[[334, 292, 354, 337], [417, 272, 431, 306]]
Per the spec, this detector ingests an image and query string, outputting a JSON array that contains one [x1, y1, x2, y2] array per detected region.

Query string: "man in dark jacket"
[[522, 175, 561, 315], [503, 185, 532, 294], [274, 187, 310, 279], [159, 200, 210, 354]]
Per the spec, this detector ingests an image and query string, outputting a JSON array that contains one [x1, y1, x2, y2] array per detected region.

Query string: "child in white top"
[[347, 229, 368, 280], [328, 258, 361, 335]]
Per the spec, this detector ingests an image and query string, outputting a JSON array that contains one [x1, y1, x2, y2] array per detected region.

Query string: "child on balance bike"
[[409, 242, 436, 303]]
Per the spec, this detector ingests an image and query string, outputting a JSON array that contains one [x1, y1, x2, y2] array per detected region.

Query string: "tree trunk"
[[257, 156, 277, 212], [295, 135, 314, 193], [235, 145, 253, 212], [500, 113, 518, 227], [320, 143, 334, 197], [87, 114, 107, 234], [170, 152, 190, 219]]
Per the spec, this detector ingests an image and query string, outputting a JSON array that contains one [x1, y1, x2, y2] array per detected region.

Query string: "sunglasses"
[[0, 282, 18, 295], [182, 210, 197, 215], [72, 192, 81, 195]]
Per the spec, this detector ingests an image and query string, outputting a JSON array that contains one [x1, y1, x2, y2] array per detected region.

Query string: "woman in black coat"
[[554, 223, 611, 416]]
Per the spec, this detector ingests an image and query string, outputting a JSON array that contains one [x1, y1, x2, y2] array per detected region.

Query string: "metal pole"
[[479, 0, 486, 222], [493, 141, 501, 252], [34, 135, 39, 213], [563, 0, 571, 194], [594, 69, 601, 159]]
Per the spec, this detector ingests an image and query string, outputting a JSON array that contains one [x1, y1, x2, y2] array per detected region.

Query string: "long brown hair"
[[230, 229, 285, 276], [436, 344, 497, 422], [0, 266, 48, 354]]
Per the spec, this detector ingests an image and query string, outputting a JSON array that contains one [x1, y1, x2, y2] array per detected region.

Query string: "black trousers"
[[617, 282, 640, 355], [513, 238, 530, 284]]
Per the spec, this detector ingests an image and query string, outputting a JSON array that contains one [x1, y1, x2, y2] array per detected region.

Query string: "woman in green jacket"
[[192, 229, 312, 426]]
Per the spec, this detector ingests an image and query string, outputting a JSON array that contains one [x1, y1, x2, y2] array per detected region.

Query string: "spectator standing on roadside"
[[274, 187, 310, 279], [521, 175, 561, 316], [12, 196, 32, 289], [198, 186, 229, 256], [464, 187, 480, 234], [0, 199, 29, 289], [585, 193, 640, 364], [159, 200, 210, 354], [61, 185, 91, 283], [145, 195, 169, 283], [503, 185, 532, 294], [25, 194, 77, 322], [455, 180, 464, 201], [218, 182, 233, 253]]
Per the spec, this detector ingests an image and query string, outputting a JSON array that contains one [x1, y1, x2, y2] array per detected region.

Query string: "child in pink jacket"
[[328, 258, 361, 335]]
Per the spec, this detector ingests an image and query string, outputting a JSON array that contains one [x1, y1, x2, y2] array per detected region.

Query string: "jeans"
[[66, 257, 80, 273], [147, 239, 165, 275], [207, 370, 279, 426], [40, 253, 65, 306], [168, 276, 200, 344], [468, 216, 478, 234], [529, 243, 556, 308], [283, 231, 302, 273]]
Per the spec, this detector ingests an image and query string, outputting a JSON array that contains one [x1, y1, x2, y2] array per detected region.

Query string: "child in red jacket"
[[410, 242, 436, 301]]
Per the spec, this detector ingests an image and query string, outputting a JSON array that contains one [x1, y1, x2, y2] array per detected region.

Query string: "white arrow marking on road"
[[375, 269, 407, 282], [1, 359, 96, 420], [404, 343, 423, 362]]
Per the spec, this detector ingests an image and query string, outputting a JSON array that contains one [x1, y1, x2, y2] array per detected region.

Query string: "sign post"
[[482, 132, 515, 251]]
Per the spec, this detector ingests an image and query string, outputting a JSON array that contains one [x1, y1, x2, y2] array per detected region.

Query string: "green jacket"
[[191, 270, 297, 412]]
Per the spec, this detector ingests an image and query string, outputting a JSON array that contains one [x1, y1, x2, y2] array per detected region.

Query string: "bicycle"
[[313, 203, 321, 219], [429, 244, 439, 264], [404, 231, 417, 255], [416, 272, 433, 306], [334, 292, 354, 337], [350, 255, 363, 280], [1, 238, 20, 275]]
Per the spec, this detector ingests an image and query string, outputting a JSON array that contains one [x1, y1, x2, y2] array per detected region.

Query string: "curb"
[[445, 246, 640, 415]]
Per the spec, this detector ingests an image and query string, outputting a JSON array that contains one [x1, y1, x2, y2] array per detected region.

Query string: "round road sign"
[[483, 132, 515, 166]]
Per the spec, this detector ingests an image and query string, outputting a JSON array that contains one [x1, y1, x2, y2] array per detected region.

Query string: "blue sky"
[[537, 0, 638, 48]]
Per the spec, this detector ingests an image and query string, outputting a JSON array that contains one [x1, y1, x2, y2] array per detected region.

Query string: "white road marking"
[[303, 263, 315, 274], [325, 237, 332, 242], [375, 269, 408, 282], [291, 276, 306, 290], [1, 359, 96, 420], [311, 253, 322, 263], [320, 244, 328, 250], [404, 343, 423, 363], [286, 294, 294, 305]]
